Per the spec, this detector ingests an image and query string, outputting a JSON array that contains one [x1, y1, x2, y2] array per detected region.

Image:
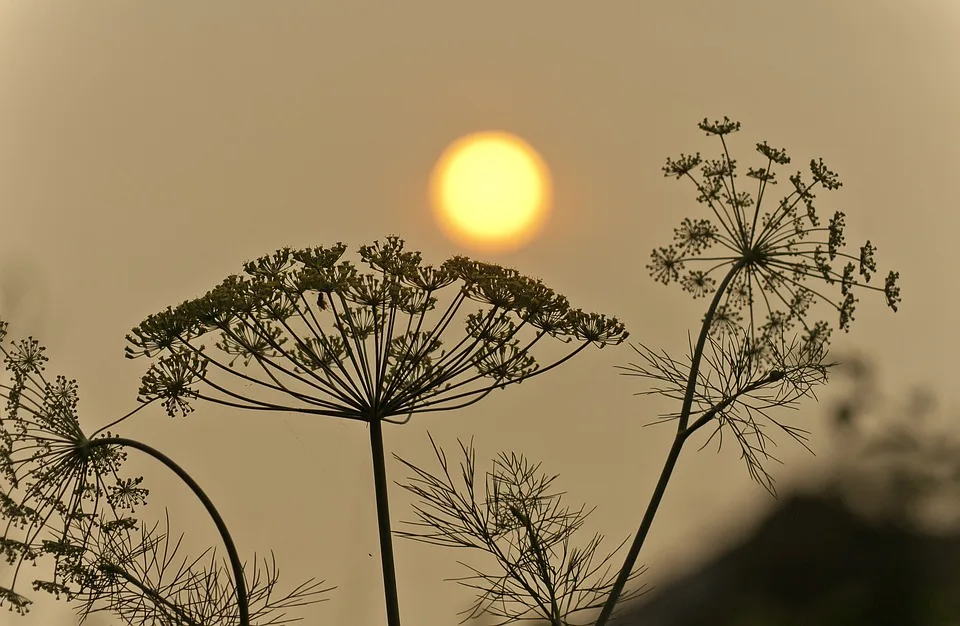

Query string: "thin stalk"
[[369, 417, 402, 626], [594, 262, 743, 626], [86, 437, 250, 626]]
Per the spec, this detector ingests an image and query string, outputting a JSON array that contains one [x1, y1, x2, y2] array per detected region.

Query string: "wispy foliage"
[[396, 435, 646, 626], [74, 510, 331, 626]]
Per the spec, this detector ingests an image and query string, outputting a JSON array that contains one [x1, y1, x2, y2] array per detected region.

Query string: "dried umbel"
[[655, 117, 900, 339], [125, 236, 628, 423]]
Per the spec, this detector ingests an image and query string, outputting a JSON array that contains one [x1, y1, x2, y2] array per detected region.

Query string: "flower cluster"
[[0, 319, 146, 615], [632, 117, 901, 493], [653, 117, 900, 358], [125, 237, 628, 423]]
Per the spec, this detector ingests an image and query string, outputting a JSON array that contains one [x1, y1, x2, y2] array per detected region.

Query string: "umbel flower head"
[[125, 237, 628, 423], [654, 116, 900, 356], [627, 117, 902, 494], [0, 319, 147, 615]]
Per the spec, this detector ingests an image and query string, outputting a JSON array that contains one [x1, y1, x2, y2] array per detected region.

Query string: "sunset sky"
[[1, 2, 958, 625]]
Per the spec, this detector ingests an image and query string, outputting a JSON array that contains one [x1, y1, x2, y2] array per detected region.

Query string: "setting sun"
[[429, 131, 552, 252]]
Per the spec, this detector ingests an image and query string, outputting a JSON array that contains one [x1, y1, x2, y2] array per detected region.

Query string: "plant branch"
[[594, 262, 743, 626]]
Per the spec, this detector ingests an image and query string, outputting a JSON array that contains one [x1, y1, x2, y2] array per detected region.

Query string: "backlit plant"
[[0, 116, 903, 626], [123, 237, 627, 626], [592, 116, 901, 625]]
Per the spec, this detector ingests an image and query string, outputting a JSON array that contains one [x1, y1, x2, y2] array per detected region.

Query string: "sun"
[[429, 131, 552, 253]]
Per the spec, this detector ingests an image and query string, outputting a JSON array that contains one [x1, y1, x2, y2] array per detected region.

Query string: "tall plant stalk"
[[369, 417, 401, 626], [595, 263, 744, 626]]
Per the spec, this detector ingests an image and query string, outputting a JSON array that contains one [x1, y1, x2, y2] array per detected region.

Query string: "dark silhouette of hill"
[[616, 491, 960, 625]]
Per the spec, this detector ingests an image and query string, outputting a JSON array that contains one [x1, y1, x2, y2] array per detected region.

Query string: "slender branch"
[[683, 370, 785, 438], [89, 401, 156, 439], [594, 262, 743, 626]]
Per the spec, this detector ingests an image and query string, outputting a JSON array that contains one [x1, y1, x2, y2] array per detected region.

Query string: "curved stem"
[[87, 437, 250, 626], [369, 417, 402, 626], [594, 263, 743, 626]]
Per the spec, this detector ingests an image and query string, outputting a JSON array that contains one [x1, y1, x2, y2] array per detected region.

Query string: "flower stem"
[[369, 417, 402, 626], [88, 437, 250, 626], [594, 262, 743, 626]]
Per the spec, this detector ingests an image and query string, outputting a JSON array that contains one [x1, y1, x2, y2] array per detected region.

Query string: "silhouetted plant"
[[394, 434, 646, 626], [0, 319, 329, 624], [0, 116, 905, 626], [123, 237, 628, 626], [593, 116, 901, 626]]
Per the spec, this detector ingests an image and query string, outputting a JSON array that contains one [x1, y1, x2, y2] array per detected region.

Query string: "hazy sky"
[[1, 2, 958, 625]]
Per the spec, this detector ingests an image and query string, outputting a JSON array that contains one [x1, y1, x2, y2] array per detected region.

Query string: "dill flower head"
[[0, 320, 146, 615], [626, 117, 903, 494], [652, 116, 901, 361], [125, 236, 628, 423]]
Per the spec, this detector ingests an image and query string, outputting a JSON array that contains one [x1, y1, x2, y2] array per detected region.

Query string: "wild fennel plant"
[[0, 320, 329, 624], [123, 237, 627, 626], [591, 116, 902, 625]]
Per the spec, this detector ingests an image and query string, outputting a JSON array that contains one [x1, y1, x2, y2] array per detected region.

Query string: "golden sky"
[[1, 2, 958, 625]]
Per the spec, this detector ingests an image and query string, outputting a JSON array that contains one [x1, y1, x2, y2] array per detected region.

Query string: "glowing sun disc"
[[429, 131, 552, 252]]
